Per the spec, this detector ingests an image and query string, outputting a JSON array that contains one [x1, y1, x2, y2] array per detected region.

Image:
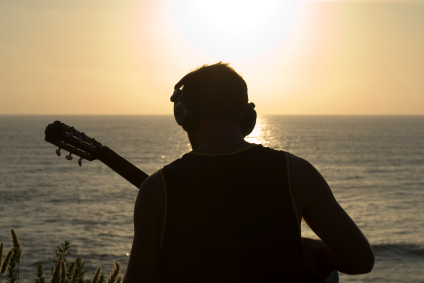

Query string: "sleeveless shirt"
[[158, 144, 302, 282]]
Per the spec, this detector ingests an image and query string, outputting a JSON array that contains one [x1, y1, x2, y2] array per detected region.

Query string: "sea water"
[[0, 115, 423, 282]]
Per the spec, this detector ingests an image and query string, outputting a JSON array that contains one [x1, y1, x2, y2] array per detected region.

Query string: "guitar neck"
[[99, 146, 149, 189]]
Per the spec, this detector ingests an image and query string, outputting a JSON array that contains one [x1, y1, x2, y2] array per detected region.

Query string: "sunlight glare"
[[245, 117, 269, 145], [171, 0, 305, 61]]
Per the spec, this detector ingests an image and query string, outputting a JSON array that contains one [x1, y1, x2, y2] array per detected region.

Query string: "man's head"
[[179, 62, 248, 123], [171, 62, 256, 150]]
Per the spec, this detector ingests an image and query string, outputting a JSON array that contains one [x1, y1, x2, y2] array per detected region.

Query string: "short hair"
[[182, 62, 248, 122]]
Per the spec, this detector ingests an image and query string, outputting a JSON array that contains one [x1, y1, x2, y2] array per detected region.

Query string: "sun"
[[171, 0, 305, 61]]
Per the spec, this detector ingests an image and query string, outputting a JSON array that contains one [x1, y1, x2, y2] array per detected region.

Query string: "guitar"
[[44, 120, 148, 189], [44, 120, 338, 283]]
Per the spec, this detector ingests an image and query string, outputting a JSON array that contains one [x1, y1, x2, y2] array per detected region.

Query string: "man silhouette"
[[123, 62, 374, 282]]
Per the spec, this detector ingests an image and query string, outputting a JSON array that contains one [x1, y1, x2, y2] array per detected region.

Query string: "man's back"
[[124, 137, 374, 282], [158, 144, 302, 282]]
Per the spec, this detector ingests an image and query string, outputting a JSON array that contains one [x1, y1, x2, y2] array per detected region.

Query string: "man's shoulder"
[[162, 152, 191, 170], [139, 171, 162, 195], [257, 146, 304, 165], [288, 153, 316, 174], [247, 144, 286, 158], [288, 153, 323, 193]]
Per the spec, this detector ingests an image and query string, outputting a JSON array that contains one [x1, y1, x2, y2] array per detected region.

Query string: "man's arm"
[[291, 155, 375, 275], [123, 172, 164, 283]]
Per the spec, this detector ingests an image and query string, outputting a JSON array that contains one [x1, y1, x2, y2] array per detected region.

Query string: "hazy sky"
[[1, 0, 423, 115]]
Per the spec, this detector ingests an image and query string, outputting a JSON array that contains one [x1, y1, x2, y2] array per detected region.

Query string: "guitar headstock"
[[44, 121, 104, 166]]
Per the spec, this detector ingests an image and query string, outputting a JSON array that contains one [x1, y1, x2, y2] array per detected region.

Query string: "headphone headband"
[[171, 73, 190, 102], [170, 88, 182, 102]]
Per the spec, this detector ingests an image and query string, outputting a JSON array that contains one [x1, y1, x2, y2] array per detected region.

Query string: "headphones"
[[170, 75, 257, 137]]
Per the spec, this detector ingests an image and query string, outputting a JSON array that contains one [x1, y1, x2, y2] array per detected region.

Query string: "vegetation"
[[0, 229, 122, 283]]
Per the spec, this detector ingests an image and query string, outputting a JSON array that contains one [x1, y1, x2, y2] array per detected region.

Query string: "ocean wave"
[[372, 243, 424, 258]]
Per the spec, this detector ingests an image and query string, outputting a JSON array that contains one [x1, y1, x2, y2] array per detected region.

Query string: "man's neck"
[[189, 120, 250, 153]]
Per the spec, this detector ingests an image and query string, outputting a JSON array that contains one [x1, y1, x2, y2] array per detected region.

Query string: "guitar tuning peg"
[[65, 153, 73, 160], [89, 142, 96, 152], [78, 157, 83, 167], [63, 132, 74, 138], [78, 136, 83, 144], [56, 148, 61, 157]]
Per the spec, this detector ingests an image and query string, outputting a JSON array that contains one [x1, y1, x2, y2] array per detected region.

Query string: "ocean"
[[0, 115, 423, 282]]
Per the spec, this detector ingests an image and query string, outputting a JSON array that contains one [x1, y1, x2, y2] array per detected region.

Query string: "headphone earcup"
[[173, 94, 201, 132], [174, 99, 189, 126], [240, 103, 257, 137], [182, 93, 201, 132]]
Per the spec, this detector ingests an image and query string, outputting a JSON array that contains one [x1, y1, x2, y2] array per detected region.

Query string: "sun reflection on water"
[[245, 117, 269, 145]]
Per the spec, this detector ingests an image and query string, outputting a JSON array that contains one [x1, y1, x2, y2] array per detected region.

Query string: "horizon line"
[[1, 114, 423, 116]]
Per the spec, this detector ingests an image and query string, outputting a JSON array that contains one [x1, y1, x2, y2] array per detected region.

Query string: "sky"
[[0, 0, 423, 115]]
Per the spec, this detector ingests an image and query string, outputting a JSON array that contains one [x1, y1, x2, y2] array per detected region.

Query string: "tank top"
[[157, 144, 302, 282]]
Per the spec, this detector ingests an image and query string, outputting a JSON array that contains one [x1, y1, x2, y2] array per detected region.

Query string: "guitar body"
[[44, 120, 338, 282], [302, 241, 339, 282]]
